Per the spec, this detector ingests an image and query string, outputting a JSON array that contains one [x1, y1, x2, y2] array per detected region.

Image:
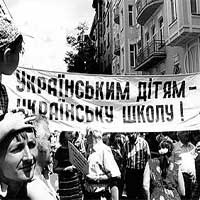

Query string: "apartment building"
[[91, 0, 113, 74], [91, 0, 141, 75], [112, 0, 140, 75], [91, 0, 200, 75], [134, 0, 200, 74]]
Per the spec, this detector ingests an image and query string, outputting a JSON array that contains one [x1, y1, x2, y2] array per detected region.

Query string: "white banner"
[[2, 67, 200, 132]]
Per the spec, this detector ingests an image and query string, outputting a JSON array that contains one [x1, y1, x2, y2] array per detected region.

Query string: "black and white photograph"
[[0, 0, 200, 199]]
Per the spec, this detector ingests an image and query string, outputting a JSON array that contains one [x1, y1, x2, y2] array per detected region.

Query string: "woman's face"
[[0, 131, 37, 183]]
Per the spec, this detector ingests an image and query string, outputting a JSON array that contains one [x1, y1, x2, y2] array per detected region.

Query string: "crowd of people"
[[1, 12, 200, 200], [46, 129, 200, 200]]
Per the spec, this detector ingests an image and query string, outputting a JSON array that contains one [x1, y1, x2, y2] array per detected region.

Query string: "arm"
[[103, 147, 121, 178], [177, 168, 185, 196], [143, 162, 150, 200], [110, 185, 119, 200], [53, 158, 63, 174]]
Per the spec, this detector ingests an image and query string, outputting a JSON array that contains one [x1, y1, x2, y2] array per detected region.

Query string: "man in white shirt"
[[173, 131, 196, 200], [84, 127, 121, 200]]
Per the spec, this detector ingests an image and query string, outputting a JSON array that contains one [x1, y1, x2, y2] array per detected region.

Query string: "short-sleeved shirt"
[[86, 141, 121, 192], [125, 136, 150, 170]]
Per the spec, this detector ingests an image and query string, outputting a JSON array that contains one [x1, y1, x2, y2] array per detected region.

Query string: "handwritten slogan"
[[3, 67, 200, 132]]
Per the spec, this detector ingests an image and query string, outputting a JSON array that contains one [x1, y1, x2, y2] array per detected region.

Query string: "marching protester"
[[0, 126, 37, 199], [192, 141, 200, 200], [72, 130, 86, 156], [31, 114, 59, 200], [0, 16, 35, 142], [53, 131, 83, 200], [173, 131, 196, 200], [84, 127, 121, 200], [125, 132, 150, 200], [0, 118, 62, 200], [109, 133, 126, 200], [143, 139, 185, 200]]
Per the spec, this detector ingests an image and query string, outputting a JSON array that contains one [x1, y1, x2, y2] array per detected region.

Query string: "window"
[[190, 0, 200, 14], [122, 48, 125, 72], [173, 63, 181, 74], [120, 9, 124, 31], [104, 40, 106, 54], [107, 33, 110, 48], [130, 44, 135, 67], [159, 17, 164, 41], [107, 11, 110, 27], [191, 0, 197, 14], [170, 0, 177, 22], [145, 32, 150, 45], [128, 5, 134, 26], [103, 21, 106, 36], [151, 25, 156, 41], [137, 40, 142, 52]]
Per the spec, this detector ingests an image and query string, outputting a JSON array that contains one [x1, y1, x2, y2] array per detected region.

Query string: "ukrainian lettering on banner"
[[2, 66, 200, 132]]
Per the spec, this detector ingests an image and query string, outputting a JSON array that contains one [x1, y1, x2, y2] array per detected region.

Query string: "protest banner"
[[2, 66, 200, 132], [68, 141, 89, 175]]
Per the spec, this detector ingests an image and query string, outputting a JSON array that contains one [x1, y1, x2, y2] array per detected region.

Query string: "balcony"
[[167, 15, 200, 46], [135, 40, 166, 70], [136, 0, 163, 25], [114, 5, 120, 24], [114, 38, 120, 56]]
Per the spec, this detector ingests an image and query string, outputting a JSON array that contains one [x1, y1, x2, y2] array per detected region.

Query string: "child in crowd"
[[0, 16, 34, 142]]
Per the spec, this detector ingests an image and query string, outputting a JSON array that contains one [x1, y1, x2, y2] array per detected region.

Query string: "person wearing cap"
[[0, 121, 60, 200], [0, 16, 34, 143], [0, 126, 37, 199], [84, 127, 121, 200]]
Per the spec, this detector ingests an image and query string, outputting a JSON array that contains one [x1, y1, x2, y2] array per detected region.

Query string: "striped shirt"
[[125, 136, 150, 170]]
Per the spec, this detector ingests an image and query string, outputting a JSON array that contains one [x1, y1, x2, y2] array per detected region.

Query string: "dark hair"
[[59, 131, 72, 146], [158, 140, 173, 178], [0, 34, 23, 60]]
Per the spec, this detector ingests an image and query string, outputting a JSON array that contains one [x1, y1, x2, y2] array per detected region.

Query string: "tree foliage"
[[64, 22, 98, 73]]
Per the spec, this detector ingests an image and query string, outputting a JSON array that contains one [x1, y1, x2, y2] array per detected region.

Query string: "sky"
[[4, 0, 95, 72]]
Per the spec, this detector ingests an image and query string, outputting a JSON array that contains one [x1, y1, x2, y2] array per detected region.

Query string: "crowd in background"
[[46, 129, 200, 200]]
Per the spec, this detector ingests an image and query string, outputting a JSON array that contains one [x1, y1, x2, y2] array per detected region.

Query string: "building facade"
[[90, 0, 200, 75]]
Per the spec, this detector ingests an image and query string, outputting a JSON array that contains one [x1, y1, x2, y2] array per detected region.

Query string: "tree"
[[64, 22, 98, 73]]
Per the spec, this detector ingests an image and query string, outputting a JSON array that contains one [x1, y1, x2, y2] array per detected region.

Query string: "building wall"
[[136, 0, 200, 75], [91, 0, 200, 75]]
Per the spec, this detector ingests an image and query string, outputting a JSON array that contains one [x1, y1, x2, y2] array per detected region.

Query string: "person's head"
[[0, 127, 37, 185], [0, 17, 23, 75], [177, 131, 190, 145], [110, 133, 122, 148], [128, 132, 138, 144], [102, 133, 110, 145], [33, 115, 51, 171], [72, 131, 79, 141], [85, 127, 102, 146], [158, 139, 173, 178], [59, 131, 73, 146], [159, 140, 173, 157]]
